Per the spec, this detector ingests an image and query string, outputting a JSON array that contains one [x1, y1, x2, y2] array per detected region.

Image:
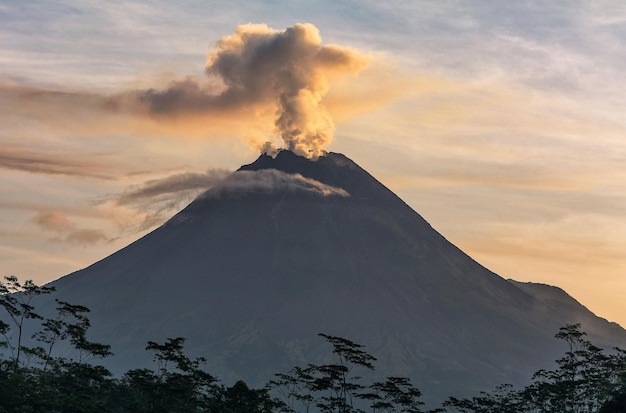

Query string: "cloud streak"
[[1, 23, 371, 156], [138, 23, 370, 156], [106, 169, 232, 231], [33, 211, 110, 246], [204, 169, 350, 198], [107, 168, 348, 231], [0, 143, 121, 179], [116, 169, 232, 205], [2, 4, 626, 327]]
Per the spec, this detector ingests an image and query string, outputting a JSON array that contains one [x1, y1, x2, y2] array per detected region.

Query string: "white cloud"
[[204, 169, 349, 199]]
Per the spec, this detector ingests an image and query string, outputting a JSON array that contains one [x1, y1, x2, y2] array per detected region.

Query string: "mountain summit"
[[49, 150, 626, 400]]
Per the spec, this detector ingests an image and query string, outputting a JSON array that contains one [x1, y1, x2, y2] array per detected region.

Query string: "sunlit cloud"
[[0, 143, 122, 179], [1, 2, 625, 327], [33, 210, 110, 246], [204, 169, 350, 199], [101, 169, 231, 231], [1, 23, 372, 156], [116, 170, 231, 204]]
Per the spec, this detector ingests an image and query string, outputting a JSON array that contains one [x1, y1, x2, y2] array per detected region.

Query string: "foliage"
[[0, 275, 55, 365], [270, 334, 377, 413], [363, 376, 428, 413], [120, 336, 220, 412], [270, 333, 438, 413], [598, 371, 626, 413], [443, 384, 524, 413], [443, 324, 626, 413], [216, 380, 281, 413], [1, 276, 625, 412], [0, 276, 285, 412]]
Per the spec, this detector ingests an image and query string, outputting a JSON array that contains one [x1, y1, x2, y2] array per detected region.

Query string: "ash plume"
[[2, 23, 370, 158], [140, 23, 370, 157]]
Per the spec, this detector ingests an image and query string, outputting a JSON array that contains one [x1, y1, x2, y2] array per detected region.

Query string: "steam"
[[107, 169, 232, 231], [107, 169, 348, 230], [2, 24, 370, 158], [203, 169, 350, 198], [208, 23, 368, 157], [140, 23, 370, 157], [116, 169, 231, 205]]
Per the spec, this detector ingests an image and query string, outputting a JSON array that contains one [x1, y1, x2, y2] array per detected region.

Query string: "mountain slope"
[[46, 150, 626, 401]]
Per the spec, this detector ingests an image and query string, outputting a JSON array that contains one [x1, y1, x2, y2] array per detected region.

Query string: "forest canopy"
[[1, 276, 625, 412]]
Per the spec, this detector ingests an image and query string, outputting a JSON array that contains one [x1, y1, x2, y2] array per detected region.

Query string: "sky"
[[1, 1, 625, 327]]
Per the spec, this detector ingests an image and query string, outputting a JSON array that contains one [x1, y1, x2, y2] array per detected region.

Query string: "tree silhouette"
[[445, 324, 626, 413], [0, 275, 55, 364]]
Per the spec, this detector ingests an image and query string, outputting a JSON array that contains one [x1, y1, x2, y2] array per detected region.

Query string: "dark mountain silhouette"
[[45, 149, 626, 401]]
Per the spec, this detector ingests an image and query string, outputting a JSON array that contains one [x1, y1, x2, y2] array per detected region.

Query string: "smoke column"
[[5, 23, 370, 158], [205, 23, 369, 157]]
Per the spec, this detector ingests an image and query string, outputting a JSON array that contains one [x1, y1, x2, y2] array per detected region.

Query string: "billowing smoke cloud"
[[140, 23, 370, 157], [2, 24, 371, 158], [203, 169, 350, 198]]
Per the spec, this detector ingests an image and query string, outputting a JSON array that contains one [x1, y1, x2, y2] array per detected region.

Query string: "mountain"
[[44, 149, 626, 402]]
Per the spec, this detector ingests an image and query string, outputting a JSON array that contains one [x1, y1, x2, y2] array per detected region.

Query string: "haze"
[[1, 1, 625, 327]]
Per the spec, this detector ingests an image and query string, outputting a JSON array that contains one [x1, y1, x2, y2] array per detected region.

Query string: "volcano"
[[47, 150, 626, 401]]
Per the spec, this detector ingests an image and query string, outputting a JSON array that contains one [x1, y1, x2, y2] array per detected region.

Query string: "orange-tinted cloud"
[[139, 23, 370, 156], [33, 211, 109, 245], [101, 169, 231, 231], [2, 23, 371, 156], [205, 169, 350, 198], [0, 143, 121, 179]]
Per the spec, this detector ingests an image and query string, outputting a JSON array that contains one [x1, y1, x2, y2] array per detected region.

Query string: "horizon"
[[1, 1, 625, 327]]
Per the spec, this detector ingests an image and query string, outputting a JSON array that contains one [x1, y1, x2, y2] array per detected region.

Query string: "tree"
[[444, 324, 626, 413], [121, 336, 219, 412], [315, 333, 377, 412], [365, 376, 426, 413], [270, 366, 317, 412], [31, 299, 111, 370], [272, 333, 434, 413], [270, 334, 377, 413], [524, 323, 623, 413], [598, 370, 626, 413], [444, 384, 523, 413], [0, 277, 116, 412], [0, 275, 55, 365], [218, 380, 281, 413]]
